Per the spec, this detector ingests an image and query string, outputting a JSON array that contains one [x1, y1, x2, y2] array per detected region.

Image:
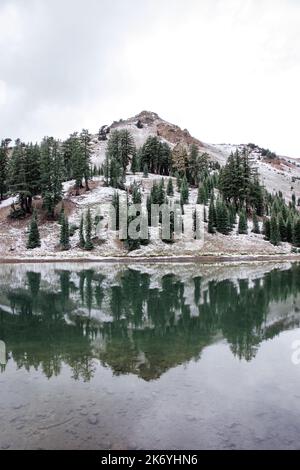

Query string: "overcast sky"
[[0, 0, 300, 157]]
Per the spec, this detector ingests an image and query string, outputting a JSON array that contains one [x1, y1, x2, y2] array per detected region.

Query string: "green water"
[[0, 262, 300, 449]]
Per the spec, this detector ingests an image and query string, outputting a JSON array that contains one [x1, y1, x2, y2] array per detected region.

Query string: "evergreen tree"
[[270, 214, 280, 245], [140, 136, 171, 175], [0, 139, 10, 200], [40, 137, 63, 218], [119, 129, 136, 171], [25, 143, 41, 202], [27, 209, 41, 249], [286, 216, 293, 243], [278, 213, 287, 242], [58, 205, 65, 225], [293, 219, 300, 247], [228, 203, 237, 228], [8, 139, 30, 214], [208, 200, 216, 234], [172, 143, 188, 176], [131, 149, 138, 174], [175, 171, 181, 191], [197, 184, 207, 205], [112, 191, 120, 231], [132, 183, 142, 204], [180, 175, 189, 205], [85, 208, 94, 251], [216, 199, 230, 235], [60, 215, 70, 250], [167, 178, 174, 196], [238, 209, 248, 234], [79, 215, 85, 248], [188, 145, 209, 185], [67, 132, 85, 194], [252, 211, 260, 234], [219, 149, 265, 215], [263, 218, 271, 240], [80, 129, 92, 190], [157, 179, 166, 205]]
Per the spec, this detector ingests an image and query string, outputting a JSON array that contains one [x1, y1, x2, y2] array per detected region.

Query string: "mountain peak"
[[133, 110, 161, 124]]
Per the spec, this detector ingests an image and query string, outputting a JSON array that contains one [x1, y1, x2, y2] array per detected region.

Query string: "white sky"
[[0, 0, 300, 157]]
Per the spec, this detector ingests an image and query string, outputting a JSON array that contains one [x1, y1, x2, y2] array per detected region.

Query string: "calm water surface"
[[0, 262, 300, 450]]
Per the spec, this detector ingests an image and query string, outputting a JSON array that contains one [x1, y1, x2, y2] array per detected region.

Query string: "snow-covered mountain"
[[90, 110, 300, 203]]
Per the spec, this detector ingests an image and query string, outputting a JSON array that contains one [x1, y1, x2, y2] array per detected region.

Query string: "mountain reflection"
[[0, 264, 300, 381]]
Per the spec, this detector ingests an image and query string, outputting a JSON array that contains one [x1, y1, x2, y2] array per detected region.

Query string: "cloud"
[[0, 0, 300, 157]]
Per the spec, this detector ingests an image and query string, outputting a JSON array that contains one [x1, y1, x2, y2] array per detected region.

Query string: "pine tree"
[[216, 199, 230, 235], [208, 200, 216, 234], [79, 215, 85, 248], [119, 129, 136, 171], [58, 205, 65, 225], [85, 208, 94, 251], [278, 213, 287, 242], [25, 143, 41, 204], [252, 211, 260, 234], [263, 218, 271, 240], [167, 178, 174, 196], [131, 150, 138, 174], [27, 209, 41, 249], [180, 175, 189, 205], [157, 179, 166, 205], [8, 139, 29, 214], [293, 218, 300, 247], [40, 137, 63, 218], [0, 139, 10, 200], [140, 136, 171, 175], [175, 172, 181, 191], [172, 143, 188, 176], [286, 216, 293, 243], [270, 214, 280, 245], [132, 183, 142, 204], [197, 184, 207, 205], [238, 209, 248, 234], [67, 132, 85, 194], [188, 145, 209, 185], [60, 215, 70, 250], [112, 191, 120, 231], [80, 129, 92, 190]]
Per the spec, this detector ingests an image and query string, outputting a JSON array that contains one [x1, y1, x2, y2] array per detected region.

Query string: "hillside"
[[90, 110, 300, 203], [0, 110, 300, 261]]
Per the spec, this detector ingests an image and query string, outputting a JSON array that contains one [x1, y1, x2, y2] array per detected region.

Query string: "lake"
[[0, 261, 300, 450]]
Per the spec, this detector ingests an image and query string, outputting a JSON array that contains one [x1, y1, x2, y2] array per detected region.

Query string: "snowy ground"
[[0, 172, 295, 261]]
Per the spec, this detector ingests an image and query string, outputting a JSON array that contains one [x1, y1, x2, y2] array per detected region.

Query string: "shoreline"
[[0, 254, 300, 265]]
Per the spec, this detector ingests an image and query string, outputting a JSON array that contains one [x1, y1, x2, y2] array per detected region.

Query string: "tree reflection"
[[0, 264, 300, 381]]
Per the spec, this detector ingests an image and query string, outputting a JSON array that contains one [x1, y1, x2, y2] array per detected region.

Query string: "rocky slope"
[[91, 110, 300, 203]]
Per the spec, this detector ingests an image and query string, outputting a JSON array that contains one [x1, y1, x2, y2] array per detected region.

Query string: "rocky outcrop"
[[156, 122, 202, 147]]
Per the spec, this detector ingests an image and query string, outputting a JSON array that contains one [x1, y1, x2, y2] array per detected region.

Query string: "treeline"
[[205, 149, 300, 248], [0, 130, 93, 218], [104, 131, 215, 189]]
